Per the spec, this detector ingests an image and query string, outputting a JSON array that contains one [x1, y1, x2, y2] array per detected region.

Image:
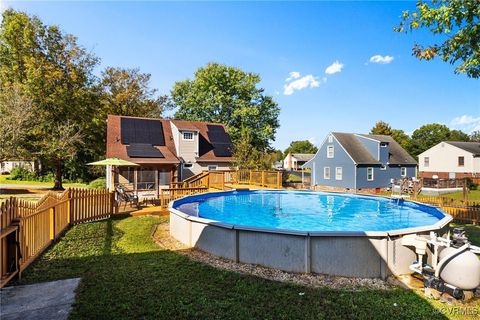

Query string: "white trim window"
[[207, 165, 218, 171], [401, 167, 407, 177], [182, 131, 194, 140], [367, 167, 374, 181], [327, 145, 334, 158], [424, 157, 429, 167], [328, 135, 333, 143], [324, 167, 331, 179], [335, 167, 342, 180]]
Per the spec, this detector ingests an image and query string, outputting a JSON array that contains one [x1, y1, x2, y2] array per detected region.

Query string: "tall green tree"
[[449, 129, 470, 142], [409, 123, 453, 157], [283, 140, 318, 156], [396, 0, 480, 78], [0, 9, 99, 189], [171, 63, 280, 151]]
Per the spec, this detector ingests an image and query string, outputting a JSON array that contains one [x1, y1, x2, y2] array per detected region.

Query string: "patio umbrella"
[[88, 158, 139, 191], [87, 158, 139, 166]]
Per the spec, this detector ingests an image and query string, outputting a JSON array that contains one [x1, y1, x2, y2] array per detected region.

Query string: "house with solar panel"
[[106, 115, 234, 195], [302, 132, 417, 191]]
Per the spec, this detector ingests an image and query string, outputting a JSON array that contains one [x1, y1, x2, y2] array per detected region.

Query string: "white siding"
[[418, 142, 477, 173]]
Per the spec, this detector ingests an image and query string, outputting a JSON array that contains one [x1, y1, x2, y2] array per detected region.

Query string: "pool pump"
[[402, 228, 480, 300]]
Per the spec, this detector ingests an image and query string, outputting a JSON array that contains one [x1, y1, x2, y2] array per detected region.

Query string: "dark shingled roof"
[[332, 133, 417, 165], [446, 141, 480, 156]]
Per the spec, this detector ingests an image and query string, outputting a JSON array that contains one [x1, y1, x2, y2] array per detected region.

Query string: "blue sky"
[[2, 1, 479, 150]]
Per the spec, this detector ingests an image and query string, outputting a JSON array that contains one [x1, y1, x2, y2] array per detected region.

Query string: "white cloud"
[[285, 71, 300, 82], [283, 72, 325, 96], [450, 115, 480, 133], [325, 61, 344, 75], [369, 55, 394, 64]]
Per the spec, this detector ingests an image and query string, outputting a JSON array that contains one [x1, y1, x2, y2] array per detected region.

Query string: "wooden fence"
[[170, 169, 283, 190], [157, 187, 209, 208], [413, 194, 479, 224], [0, 188, 114, 288]]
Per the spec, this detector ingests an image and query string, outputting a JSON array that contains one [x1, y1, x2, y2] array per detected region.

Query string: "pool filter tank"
[[402, 228, 480, 300]]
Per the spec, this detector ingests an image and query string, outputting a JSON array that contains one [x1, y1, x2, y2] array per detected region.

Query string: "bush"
[[89, 177, 106, 190], [9, 166, 38, 181]]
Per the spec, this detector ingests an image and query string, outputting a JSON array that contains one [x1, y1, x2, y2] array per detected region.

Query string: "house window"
[[401, 167, 407, 177], [458, 156, 464, 167], [138, 167, 155, 190], [424, 157, 429, 167], [327, 145, 334, 158], [328, 135, 333, 143], [367, 167, 374, 181], [324, 167, 330, 179], [183, 131, 194, 140], [207, 165, 218, 171], [335, 167, 342, 180], [118, 167, 135, 185], [380, 165, 386, 170]]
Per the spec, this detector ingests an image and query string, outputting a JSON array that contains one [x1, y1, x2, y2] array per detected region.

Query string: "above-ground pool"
[[169, 190, 452, 279], [173, 190, 445, 233]]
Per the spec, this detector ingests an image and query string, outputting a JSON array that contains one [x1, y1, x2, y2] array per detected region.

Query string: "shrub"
[[89, 177, 106, 189], [9, 166, 37, 181]]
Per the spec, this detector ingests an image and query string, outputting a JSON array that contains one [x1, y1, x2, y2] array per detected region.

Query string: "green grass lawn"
[[0, 174, 88, 188], [16, 216, 479, 320], [442, 190, 480, 202], [286, 173, 302, 183]]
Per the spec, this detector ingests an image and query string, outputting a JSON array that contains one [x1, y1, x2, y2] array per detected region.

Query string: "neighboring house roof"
[[106, 115, 234, 164], [445, 141, 480, 156], [332, 132, 417, 165], [291, 153, 315, 162]]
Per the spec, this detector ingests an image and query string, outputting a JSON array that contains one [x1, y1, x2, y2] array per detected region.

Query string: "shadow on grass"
[[15, 216, 448, 320]]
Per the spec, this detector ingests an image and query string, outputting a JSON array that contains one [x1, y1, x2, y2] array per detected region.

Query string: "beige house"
[[283, 153, 314, 170], [418, 141, 480, 179]]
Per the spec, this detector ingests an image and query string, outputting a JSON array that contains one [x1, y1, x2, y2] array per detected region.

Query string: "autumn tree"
[[171, 63, 280, 151], [370, 121, 411, 150], [396, 0, 480, 78], [100, 67, 170, 118], [370, 121, 392, 135]]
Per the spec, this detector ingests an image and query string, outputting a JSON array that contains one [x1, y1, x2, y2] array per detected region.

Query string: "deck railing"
[[0, 188, 115, 288]]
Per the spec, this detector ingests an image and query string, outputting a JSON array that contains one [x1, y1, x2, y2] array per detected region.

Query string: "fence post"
[[261, 171, 265, 187], [49, 207, 55, 240], [66, 189, 71, 225]]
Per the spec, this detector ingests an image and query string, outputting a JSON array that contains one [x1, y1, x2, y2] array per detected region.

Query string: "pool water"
[[173, 190, 445, 232]]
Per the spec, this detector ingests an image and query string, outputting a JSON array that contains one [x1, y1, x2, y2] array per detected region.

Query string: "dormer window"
[[183, 131, 194, 140]]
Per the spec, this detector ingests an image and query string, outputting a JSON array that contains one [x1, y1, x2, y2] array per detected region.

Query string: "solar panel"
[[126, 144, 164, 158], [207, 125, 231, 144], [212, 143, 232, 157], [121, 118, 165, 146], [198, 134, 214, 157]]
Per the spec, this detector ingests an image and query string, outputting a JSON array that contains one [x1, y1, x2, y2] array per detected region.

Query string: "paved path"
[[0, 278, 81, 320]]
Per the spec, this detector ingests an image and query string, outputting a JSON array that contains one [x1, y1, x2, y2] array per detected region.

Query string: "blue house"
[[302, 133, 417, 191]]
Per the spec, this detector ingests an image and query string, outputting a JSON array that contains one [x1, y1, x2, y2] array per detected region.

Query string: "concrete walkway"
[[0, 278, 81, 320]]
